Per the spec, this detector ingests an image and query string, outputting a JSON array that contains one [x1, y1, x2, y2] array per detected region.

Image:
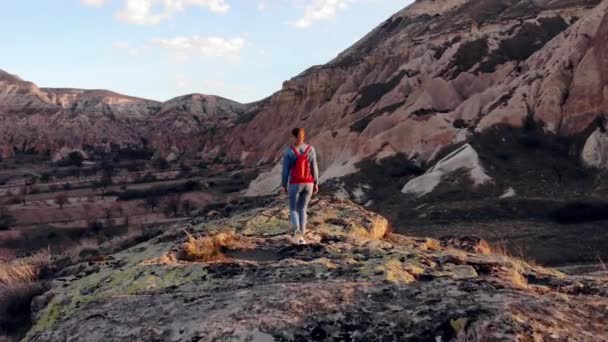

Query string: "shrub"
[[67, 151, 84, 167], [0, 282, 48, 338], [39, 173, 51, 183], [65, 239, 100, 261], [88, 220, 105, 232], [117, 180, 201, 201], [180, 231, 238, 262], [141, 172, 157, 183], [153, 158, 169, 170], [143, 197, 160, 211], [6, 196, 22, 205], [0, 207, 15, 231], [0, 251, 50, 339], [179, 162, 192, 173], [126, 162, 145, 173]]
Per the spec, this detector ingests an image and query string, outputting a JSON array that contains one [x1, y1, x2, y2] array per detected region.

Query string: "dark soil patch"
[[336, 153, 423, 206], [469, 122, 599, 198], [335, 120, 608, 266], [235, 108, 261, 125], [550, 200, 608, 223], [350, 101, 405, 133], [479, 16, 569, 73], [225, 248, 281, 263], [449, 38, 489, 79], [453, 119, 469, 129], [354, 70, 408, 113], [410, 108, 451, 117]]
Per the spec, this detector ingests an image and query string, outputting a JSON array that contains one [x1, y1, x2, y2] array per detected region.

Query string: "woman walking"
[[281, 128, 319, 244]]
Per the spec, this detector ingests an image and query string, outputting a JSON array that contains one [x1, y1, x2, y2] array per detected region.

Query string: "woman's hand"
[[313, 183, 319, 195]]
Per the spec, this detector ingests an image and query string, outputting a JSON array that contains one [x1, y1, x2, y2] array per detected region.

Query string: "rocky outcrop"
[[582, 127, 608, 168], [25, 197, 608, 341], [402, 143, 491, 197]]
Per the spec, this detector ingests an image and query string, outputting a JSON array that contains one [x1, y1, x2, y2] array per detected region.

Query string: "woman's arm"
[[281, 147, 292, 189], [310, 147, 320, 190]]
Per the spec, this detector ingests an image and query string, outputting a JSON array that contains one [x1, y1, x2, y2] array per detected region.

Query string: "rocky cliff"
[[3, 0, 608, 192], [239, 0, 608, 194], [24, 197, 608, 341]]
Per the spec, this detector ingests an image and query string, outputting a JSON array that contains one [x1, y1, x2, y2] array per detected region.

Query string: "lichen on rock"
[[23, 196, 608, 341]]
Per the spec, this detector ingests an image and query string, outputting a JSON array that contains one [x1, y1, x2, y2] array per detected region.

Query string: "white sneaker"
[[293, 231, 306, 245]]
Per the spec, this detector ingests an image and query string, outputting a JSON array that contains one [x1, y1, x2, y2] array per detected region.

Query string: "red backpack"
[[290, 145, 315, 184]]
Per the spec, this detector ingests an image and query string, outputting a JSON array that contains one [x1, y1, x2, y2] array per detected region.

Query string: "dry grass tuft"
[[143, 252, 178, 266], [65, 239, 99, 261], [474, 239, 492, 255], [597, 254, 607, 273], [180, 231, 239, 262], [508, 262, 529, 289], [422, 238, 441, 252], [99, 225, 147, 252], [0, 250, 50, 286], [489, 241, 539, 267]]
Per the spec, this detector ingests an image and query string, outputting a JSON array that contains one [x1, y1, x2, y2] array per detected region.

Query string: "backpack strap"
[[304, 145, 312, 155], [290, 146, 300, 156]]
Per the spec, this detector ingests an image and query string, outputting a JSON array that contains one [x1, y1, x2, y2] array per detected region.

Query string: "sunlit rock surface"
[[26, 197, 608, 341]]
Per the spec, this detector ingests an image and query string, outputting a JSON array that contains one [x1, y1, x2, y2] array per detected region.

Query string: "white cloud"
[[294, 0, 355, 29], [153, 36, 246, 61], [81, 0, 108, 7], [257, 1, 267, 11], [175, 74, 191, 89], [116, 0, 230, 25], [113, 42, 148, 56]]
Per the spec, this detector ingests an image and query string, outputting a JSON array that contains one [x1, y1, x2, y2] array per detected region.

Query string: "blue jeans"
[[288, 183, 314, 234]]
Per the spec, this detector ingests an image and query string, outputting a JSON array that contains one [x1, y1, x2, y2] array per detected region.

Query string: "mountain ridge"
[[0, 70, 253, 159], [2, 0, 608, 193]]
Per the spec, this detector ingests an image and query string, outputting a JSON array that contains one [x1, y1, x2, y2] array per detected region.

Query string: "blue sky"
[[0, 0, 411, 103]]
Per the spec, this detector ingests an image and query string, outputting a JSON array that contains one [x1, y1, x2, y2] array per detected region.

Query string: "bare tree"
[[143, 197, 160, 211], [103, 207, 114, 229], [19, 187, 28, 206], [181, 199, 194, 215], [112, 204, 124, 217], [55, 193, 69, 209], [123, 214, 130, 229], [97, 161, 114, 198], [83, 204, 94, 227], [164, 193, 183, 217]]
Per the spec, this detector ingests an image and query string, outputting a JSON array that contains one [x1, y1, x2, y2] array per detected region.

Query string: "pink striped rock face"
[[2, 0, 608, 180]]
